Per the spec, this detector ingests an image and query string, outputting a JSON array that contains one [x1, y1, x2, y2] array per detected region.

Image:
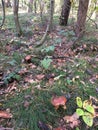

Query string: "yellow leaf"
[[76, 97, 82, 108], [83, 99, 92, 109]]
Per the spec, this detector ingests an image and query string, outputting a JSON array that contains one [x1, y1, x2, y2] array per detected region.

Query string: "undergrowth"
[[0, 13, 98, 130]]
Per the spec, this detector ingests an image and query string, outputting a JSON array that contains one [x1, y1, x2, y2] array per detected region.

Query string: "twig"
[[87, 15, 98, 29]]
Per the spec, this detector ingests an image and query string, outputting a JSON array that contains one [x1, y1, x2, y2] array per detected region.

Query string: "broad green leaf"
[[43, 45, 55, 52], [76, 97, 82, 108], [85, 105, 95, 114], [55, 38, 62, 44], [41, 58, 52, 69], [75, 127, 80, 130], [82, 113, 93, 127], [66, 78, 72, 85], [76, 108, 84, 116], [14, 74, 21, 81]]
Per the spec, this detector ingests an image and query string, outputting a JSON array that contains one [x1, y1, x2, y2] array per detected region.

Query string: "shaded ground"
[[0, 13, 98, 130]]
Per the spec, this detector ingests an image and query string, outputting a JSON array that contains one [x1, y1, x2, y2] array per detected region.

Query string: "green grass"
[[0, 12, 98, 130], [2, 56, 98, 129]]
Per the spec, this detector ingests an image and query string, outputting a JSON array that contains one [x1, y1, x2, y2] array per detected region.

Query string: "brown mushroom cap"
[[51, 96, 67, 107]]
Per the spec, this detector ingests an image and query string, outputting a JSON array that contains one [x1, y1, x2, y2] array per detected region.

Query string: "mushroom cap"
[[51, 96, 67, 106], [25, 55, 31, 61]]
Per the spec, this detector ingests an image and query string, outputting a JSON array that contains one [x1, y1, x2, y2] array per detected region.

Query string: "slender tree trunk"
[[13, 0, 22, 36], [75, 0, 89, 37], [35, 0, 54, 47], [50, 0, 54, 30], [39, 0, 44, 24], [34, 0, 37, 14], [0, 0, 5, 29], [28, 0, 33, 12], [60, 0, 71, 26]]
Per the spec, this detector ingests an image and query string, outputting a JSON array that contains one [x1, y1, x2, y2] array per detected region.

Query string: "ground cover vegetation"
[[0, 0, 98, 130]]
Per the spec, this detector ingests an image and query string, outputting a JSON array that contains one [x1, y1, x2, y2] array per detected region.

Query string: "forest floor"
[[0, 13, 98, 130]]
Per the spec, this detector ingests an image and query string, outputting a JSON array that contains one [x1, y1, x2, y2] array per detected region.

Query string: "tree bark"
[[34, 0, 37, 14], [28, 0, 33, 12], [5, 0, 11, 7], [60, 0, 71, 26], [0, 0, 5, 29], [35, 0, 54, 47], [75, 0, 89, 37], [13, 0, 22, 36]]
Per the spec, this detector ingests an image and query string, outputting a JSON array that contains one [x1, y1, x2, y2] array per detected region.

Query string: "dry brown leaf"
[[24, 77, 37, 83], [6, 45, 12, 52], [63, 112, 79, 123], [5, 81, 17, 93], [48, 78, 54, 86], [28, 63, 37, 69], [36, 74, 45, 80], [63, 112, 80, 128], [18, 68, 28, 75], [0, 111, 13, 119], [70, 120, 80, 128]]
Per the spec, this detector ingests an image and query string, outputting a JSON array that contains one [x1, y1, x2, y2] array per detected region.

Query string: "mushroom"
[[51, 96, 67, 109]]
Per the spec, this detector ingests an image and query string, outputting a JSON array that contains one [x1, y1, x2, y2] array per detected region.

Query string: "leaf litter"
[[0, 14, 98, 130]]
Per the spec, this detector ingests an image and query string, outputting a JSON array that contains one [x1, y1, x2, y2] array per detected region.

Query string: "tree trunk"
[[5, 0, 11, 7], [60, 0, 71, 26], [34, 0, 37, 14], [28, 0, 33, 12], [35, 0, 54, 47], [39, 0, 44, 24], [75, 0, 89, 37], [13, 0, 22, 36], [0, 0, 5, 29]]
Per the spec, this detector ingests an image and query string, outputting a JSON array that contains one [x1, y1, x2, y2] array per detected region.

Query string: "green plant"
[[41, 57, 52, 69], [76, 97, 95, 127], [12, 52, 22, 64], [41, 45, 55, 53], [3, 72, 21, 84]]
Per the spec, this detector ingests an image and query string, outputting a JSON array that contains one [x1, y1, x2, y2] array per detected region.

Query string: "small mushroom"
[[51, 96, 67, 109], [25, 55, 32, 63]]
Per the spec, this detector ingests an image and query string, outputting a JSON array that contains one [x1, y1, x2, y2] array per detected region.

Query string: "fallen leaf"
[[24, 77, 37, 83], [0, 111, 13, 119], [18, 68, 28, 75], [6, 44, 12, 52], [48, 78, 54, 86], [70, 120, 80, 128], [36, 74, 45, 80], [63, 112, 80, 128], [63, 112, 79, 123], [29, 63, 37, 69]]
